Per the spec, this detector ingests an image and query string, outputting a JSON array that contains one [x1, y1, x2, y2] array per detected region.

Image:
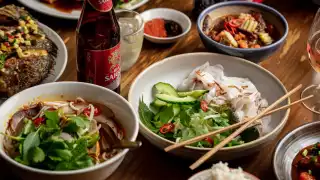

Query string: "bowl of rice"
[[188, 162, 259, 180]]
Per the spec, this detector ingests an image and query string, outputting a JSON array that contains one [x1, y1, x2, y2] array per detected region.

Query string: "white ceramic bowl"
[[140, 8, 191, 44], [189, 169, 259, 180], [0, 82, 139, 180], [128, 52, 289, 161]]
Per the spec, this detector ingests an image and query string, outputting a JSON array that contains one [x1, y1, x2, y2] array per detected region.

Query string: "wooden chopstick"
[[63, 37, 70, 44], [189, 84, 302, 170], [164, 94, 313, 153]]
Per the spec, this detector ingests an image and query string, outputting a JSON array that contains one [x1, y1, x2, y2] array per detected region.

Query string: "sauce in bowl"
[[144, 18, 183, 38], [292, 143, 320, 180]]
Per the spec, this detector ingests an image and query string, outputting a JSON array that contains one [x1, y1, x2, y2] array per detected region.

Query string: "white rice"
[[211, 162, 250, 180]]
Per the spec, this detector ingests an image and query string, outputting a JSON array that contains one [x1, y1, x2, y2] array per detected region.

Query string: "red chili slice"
[[200, 100, 208, 112], [159, 123, 174, 134], [4, 42, 10, 47], [204, 137, 213, 145], [33, 117, 45, 126], [83, 106, 101, 117], [229, 19, 243, 28]]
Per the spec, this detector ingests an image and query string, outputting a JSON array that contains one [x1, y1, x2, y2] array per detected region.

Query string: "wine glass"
[[301, 8, 320, 120]]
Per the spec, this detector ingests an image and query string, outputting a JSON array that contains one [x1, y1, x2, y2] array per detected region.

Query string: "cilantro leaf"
[[22, 131, 40, 163], [22, 119, 35, 135], [63, 116, 89, 134], [50, 149, 72, 161], [81, 133, 100, 148], [138, 98, 158, 133], [28, 147, 45, 164], [45, 111, 60, 128]]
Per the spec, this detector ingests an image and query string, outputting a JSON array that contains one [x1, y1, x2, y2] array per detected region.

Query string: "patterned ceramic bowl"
[[197, 1, 288, 63], [273, 121, 320, 180]]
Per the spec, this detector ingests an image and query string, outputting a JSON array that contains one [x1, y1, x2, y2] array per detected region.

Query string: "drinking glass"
[[301, 8, 320, 120], [116, 10, 144, 72]]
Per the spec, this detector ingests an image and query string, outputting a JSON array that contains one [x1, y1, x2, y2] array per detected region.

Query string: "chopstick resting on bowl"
[[187, 84, 303, 170], [164, 94, 313, 153]]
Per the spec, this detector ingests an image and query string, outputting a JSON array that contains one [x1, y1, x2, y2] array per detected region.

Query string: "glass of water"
[[116, 10, 144, 72]]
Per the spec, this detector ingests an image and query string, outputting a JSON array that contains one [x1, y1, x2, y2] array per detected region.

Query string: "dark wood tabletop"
[[1, 0, 319, 179]]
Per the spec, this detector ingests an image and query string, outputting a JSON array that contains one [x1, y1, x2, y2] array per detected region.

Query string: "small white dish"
[[189, 169, 259, 180], [140, 8, 192, 44]]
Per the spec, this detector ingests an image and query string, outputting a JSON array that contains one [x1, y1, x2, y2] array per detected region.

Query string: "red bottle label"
[[87, 0, 113, 12], [84, 43, 121, 90]]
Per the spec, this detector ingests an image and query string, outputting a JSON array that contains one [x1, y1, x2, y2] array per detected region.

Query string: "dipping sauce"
[[144, 18, 183, 38], [292, 142, 320, 180]]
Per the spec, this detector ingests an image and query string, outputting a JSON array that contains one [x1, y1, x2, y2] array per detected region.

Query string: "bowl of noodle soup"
[[0, 82, 139, 180]]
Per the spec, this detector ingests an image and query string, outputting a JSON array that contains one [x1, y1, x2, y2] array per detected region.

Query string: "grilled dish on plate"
[[16, 0, 149, 20], [0, 5, 67, 98]]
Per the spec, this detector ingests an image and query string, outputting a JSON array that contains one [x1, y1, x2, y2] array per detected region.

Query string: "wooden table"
[[1, 0, 319, 179]]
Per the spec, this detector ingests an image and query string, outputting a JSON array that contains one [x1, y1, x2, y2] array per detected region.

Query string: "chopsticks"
[[188, 84, 302, 170], [164, 93, 313, 153]]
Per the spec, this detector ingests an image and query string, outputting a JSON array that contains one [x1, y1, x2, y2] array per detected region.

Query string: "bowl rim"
[[140, 8, 192, 40], [128, 52, 290, 151], [272, 121, 320, 180], [197, 1, 289, 51], [188, 168, 260, 180], [0, 81, 139, 175]]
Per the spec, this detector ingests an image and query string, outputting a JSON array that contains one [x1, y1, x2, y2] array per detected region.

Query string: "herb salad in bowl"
[[129, 52, 289, 161]]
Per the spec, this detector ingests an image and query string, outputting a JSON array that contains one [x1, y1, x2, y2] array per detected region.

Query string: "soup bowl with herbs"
[[197, 1, 288, 63], [0, 82, 139, 180]]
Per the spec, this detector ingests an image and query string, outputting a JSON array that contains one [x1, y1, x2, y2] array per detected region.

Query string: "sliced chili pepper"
[[160, 123, 174, 134], [33, 117, 45, 126], [204, 137, 213, 145], [7, 34, 14, 39], [224, 22, 237, 35], [200, 100, 208, 112], [229, 19, 243, 28], [84, 106, 101, 117], [4, 42, 10, 47]]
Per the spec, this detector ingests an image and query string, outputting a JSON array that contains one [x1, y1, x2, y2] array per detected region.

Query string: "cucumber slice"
[[151, 99, 167, 107], [177, 90, 209, 98], [156, 94, 197, 105], [152, 82, 178, 97]]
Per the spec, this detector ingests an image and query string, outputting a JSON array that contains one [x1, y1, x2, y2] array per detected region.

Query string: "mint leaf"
[[45, 111, 60, 128], [153, 105, 174, 128], [138, 98, 158, 133], [23, 131, 40, 163], [28, 147, 45, 164], [180, 110, 191, 127]]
